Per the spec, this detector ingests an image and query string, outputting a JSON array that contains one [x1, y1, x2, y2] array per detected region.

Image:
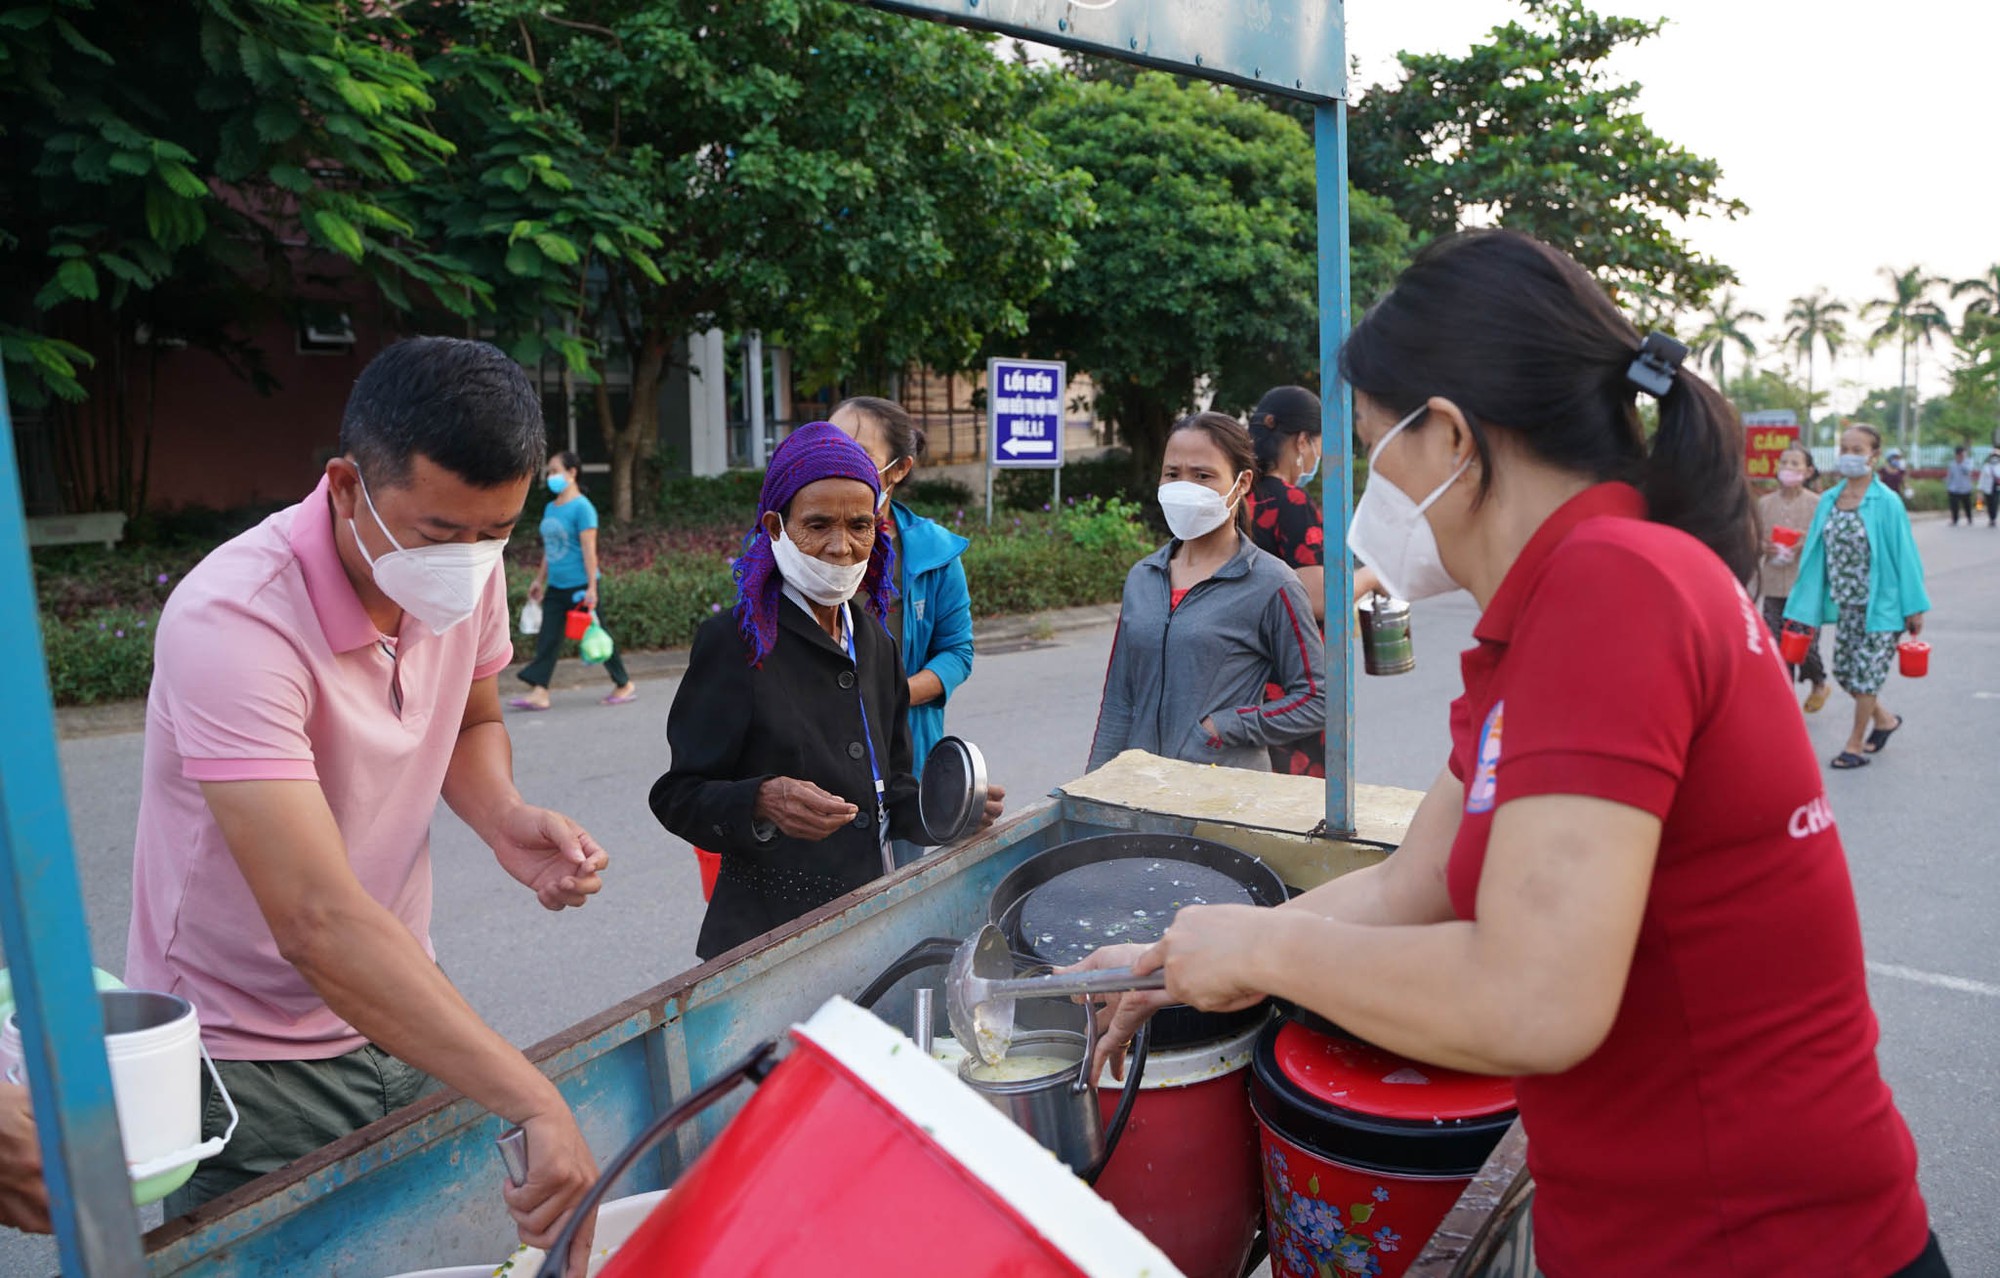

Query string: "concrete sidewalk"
[[51, 602, 1122, 739]]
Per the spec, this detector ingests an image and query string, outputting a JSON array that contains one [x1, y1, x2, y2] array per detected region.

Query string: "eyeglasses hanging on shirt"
[[378, 636, 404, 715]]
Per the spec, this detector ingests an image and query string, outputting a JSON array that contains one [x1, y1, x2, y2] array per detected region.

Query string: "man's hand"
[[491, 804, 609, 911], [0, 1084, 50, 1234], [504, 1109, 598, 1278], [755, 778, 857, 841]]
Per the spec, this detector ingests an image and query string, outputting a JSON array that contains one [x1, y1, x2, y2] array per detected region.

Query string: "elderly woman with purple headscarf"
[[651, 423, 1005, 958]]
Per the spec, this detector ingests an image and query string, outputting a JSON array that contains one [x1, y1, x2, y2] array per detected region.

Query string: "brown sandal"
[[1802, 684, 1830, 714]]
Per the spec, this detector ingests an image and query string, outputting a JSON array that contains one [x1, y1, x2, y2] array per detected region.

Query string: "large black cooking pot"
[[987, 832, 1288, 1050]]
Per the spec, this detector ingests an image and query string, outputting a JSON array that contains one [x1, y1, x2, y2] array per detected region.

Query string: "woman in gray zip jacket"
[[1088, 412, 1327, 773]]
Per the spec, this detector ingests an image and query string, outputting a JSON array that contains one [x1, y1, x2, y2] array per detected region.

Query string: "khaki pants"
[[164, 1044, 437, 1218]]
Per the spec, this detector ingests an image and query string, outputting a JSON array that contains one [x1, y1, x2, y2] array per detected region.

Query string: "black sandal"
[[1831, 752, 1871, 770], [1864, 715, 1904, 754]]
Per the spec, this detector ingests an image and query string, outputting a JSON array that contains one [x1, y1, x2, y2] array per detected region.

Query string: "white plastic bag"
[[519, 598, 543, 636]]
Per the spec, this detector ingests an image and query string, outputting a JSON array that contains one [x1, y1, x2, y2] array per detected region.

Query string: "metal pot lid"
[[919, 736, 987, 846], [1017, 858, 1255, 968]]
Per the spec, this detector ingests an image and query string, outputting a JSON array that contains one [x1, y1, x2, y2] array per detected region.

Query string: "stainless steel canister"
[[957, 1028, 1104, 1175], [1357, 591, 1414, 675]]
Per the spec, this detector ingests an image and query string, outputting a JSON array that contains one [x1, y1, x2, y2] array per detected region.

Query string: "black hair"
[[1340, 230, 1758, 581], [1843, 422, 1883, 455], [1248, 385, 1322, 476], [340, 337, 546, 488], [1169, 410, 1256, 533], [832, 396, 929, 467], [551, 449, 581, 472]]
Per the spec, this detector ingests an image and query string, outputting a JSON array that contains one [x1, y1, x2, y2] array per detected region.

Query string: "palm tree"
[[1692, 292, 1765, 395], [1782, 289, 1848, 443], [1954, 265, 2000, 443], [1865, 266, 1950, 454]]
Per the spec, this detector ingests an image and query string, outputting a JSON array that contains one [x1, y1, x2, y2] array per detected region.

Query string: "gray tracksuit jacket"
[[1087, 534, 1326, 773]]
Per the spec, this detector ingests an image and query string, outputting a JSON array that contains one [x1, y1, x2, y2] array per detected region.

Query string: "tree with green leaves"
[[1782, 288, 1848, 439], [0, 0, 659, 515], [451, 0, 1089, 521], [1692, 292, 1765, 396], [1864, 266, 1951, 453], [1020, 71, 1409, 484], [1347, 0, 1744, 307], [1947, 265, 2000, 446]]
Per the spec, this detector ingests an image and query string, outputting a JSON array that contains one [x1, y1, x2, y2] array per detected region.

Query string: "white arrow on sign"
[[1001, 436, 1056, 456]]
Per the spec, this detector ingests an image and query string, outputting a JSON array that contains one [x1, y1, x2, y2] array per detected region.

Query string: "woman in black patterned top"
[[1245, 385, 1328, 776]]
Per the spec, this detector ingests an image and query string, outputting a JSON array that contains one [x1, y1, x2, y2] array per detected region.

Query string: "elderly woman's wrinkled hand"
[[756, 777, 859, 841], [0, 1083, 50, 1234]]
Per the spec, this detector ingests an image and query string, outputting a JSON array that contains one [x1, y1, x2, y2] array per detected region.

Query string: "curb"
[[53, 602, 1122, 740]]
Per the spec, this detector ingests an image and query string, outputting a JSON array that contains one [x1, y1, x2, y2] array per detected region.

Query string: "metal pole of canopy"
[[0, 376, 148, 1274], [1317, 101, 1356, 837]]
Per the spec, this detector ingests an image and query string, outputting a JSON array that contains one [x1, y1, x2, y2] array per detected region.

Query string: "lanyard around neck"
[[840, 604, 890, 859]]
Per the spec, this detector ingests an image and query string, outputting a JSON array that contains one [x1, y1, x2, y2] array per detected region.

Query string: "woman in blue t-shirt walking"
[[512, 450, 637, 709]]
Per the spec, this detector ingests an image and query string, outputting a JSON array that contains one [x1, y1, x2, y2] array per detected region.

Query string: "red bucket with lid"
[[564, 607, 593, 640], [1249, 1017, 1515, 1278], [1898, 639, 1930, 677], [1092, 1023, 1264, 1278], [601, 998, 1182, 1278], [1779, 622, 1815, 667]]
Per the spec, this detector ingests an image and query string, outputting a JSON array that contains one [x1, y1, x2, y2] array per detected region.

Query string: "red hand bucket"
[[564, 607, 593, 640], [1770, 525, 1802, 551], [1779, 623, 1814, 667], [1897, 639, 1930, 678]]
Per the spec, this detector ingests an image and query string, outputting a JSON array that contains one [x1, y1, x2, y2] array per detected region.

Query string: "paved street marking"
[[1867, 961, 2000, 1000]]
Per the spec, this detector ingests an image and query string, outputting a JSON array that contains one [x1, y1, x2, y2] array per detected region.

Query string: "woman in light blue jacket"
[[832, 398, 975, 860], [1783, 423, 1930, 770]]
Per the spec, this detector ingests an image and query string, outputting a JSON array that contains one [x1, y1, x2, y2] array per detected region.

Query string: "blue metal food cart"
[[0, 2, 1538, 1274]]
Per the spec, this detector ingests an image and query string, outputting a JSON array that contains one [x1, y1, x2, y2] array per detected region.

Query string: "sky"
[[1343, 0, 2000, 409]]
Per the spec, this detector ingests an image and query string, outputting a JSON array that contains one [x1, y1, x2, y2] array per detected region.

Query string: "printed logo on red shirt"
[[1737, 584, 1766, 656], [1788, 794, 1837, 839], [1466, 701, 1503, 814]]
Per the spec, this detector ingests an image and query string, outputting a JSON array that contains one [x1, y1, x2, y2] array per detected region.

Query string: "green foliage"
[[960, 502, 1155, 617], [995, 450, 1144, 511], [650, 470, 767, 531], [41, 607, 160, 705], [898, 476, 975, 515], [505, 562, 736, 663], [1021, 73, 1403, 485], [1348, 0, 1744, 306]]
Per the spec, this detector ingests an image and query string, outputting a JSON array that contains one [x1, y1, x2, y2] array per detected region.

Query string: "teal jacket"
[[1782, 481, 1931, 633], [890, 502, 974, 771]]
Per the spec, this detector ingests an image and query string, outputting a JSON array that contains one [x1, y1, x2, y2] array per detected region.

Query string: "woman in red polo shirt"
[[1074, 231, 1944, 1277]]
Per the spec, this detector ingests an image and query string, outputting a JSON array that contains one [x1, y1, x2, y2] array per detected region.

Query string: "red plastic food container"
[[1779, 622, 1815, 667], [1770, 525, 1803, 550], [564, 607, 593, 640], [1898, 639, 1930, 678], [1249, 1018, 1516, 1278], [1092, 1024, 1264, 1278], [600, 998, 1181, 1278]]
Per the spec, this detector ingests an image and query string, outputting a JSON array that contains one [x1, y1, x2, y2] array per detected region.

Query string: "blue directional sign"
[[987, 357, 1066, 470]]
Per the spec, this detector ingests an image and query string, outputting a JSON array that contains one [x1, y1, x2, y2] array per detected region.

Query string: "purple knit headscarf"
[[733, 421, 896, 667]]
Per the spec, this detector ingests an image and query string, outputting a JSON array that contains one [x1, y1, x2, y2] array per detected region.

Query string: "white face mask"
[[772, 521, 869, 606], [349, 471, 508, 634], [1346, 405, 1470, 602], [1158, 478, 1242, 542]]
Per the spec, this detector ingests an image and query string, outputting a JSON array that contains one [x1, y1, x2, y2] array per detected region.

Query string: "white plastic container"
[[3, 989, 237, 1197]]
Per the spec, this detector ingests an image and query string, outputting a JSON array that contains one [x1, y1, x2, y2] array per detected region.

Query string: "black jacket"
[[651, 600, 923, 959]]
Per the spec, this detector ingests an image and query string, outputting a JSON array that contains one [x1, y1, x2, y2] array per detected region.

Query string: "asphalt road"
[[6, 515, 1995, 1274]]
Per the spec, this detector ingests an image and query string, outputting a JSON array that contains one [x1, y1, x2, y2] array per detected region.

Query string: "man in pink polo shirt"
[[128, 338, 606, 1265]]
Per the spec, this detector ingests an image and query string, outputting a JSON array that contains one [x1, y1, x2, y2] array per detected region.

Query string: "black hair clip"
[[1626, 332, 1687, 399]]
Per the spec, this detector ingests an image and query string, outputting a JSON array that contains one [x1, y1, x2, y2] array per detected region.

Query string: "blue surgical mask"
[[1834, 455, 1872, 479], [1298, 439, 1322, 487], [547, 473, 570, 494]]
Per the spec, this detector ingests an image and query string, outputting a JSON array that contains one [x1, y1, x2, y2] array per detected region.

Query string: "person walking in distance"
[[1758, 445, 1830, 712], [1944, 446, 1977, 526], [1783, 424, 1931, 771], [512, 451, 638, 710], [1980, 447, 2000, 527]]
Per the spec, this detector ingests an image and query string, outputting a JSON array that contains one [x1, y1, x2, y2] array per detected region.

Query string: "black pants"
[[1986, 488, 2000, 524], [517, 584, 629, 689], [1890, 1232, 1952, 1277], [1948, 491, 1974, 523], [1761, 595, 1826, 686]]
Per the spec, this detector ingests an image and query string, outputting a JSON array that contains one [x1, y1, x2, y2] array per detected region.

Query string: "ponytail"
[[1644, 372, 1757, 582], [1342, 230, 1757, 581]]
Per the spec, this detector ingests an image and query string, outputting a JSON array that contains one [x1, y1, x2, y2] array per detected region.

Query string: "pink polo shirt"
[[125, 477, 512, 1060]]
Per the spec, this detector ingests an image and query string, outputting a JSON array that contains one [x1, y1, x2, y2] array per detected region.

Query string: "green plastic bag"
[[579, 617, 616, 665]]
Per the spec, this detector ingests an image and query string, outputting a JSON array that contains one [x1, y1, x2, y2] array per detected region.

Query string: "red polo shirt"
[[1445, 484, 1928, 1277]]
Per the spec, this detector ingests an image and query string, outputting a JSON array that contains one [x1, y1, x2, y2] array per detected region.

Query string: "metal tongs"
[[945, 923, 1166, 1066]]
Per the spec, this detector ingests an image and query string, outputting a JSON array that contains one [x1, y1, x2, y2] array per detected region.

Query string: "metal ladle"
[[946, 923, 1167, 1066]]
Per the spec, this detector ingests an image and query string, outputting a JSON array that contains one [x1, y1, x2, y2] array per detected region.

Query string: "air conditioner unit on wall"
[[299, 311, 356, 354]]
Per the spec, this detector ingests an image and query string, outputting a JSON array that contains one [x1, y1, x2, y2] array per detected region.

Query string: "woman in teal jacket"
[[832, 397, 975, 856], [1783, 423, 1930, 770]]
